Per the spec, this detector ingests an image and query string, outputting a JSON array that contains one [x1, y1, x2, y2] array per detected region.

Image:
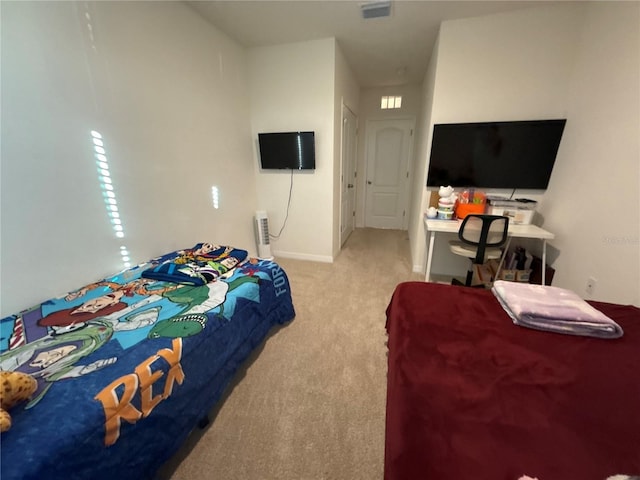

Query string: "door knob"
[[367, 181, 372, 185], [347, 184, 354, 188]]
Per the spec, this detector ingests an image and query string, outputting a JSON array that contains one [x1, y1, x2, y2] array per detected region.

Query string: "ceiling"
[[187, 0, 547, 88]]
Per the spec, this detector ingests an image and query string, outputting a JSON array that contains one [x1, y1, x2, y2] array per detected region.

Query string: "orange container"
[[455, 190, 486, 219], [455, 202, 486, 219]]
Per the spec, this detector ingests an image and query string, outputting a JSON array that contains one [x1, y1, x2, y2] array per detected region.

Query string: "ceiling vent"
[[360, 1, 392, 19]]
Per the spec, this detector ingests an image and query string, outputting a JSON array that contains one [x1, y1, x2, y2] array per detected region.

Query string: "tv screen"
[[258, 131, 315, 170], [426, 119, 566, 189]]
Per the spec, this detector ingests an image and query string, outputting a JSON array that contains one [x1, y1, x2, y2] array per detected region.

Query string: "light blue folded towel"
[[492, 280, 623, 339]]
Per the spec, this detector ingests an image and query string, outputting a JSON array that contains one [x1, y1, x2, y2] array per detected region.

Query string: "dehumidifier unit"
[[254, 210, 273, 259]]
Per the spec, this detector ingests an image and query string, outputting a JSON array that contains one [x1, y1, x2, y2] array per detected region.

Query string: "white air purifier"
[[254, 210, 273, 259]]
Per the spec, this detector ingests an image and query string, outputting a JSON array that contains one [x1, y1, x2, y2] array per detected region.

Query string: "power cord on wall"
[[269, 169, 294, 240]]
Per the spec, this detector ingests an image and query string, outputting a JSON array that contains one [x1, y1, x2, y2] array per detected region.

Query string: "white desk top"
[[424, 216, 555, 240]]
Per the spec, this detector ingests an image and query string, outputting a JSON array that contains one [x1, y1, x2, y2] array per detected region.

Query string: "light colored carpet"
[[163, 228, 422, 480]]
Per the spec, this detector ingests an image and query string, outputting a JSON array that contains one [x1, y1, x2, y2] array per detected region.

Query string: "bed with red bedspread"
[[384, 282, 640, 480]]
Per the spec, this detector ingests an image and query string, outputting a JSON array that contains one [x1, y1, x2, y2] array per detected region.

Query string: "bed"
[[0, 243, 295, 480], [384, 281, 640, 480]]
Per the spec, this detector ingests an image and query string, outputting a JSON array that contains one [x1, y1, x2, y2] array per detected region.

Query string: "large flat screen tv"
[[258, 131, 315, 170], [426, 119, 566, 189]]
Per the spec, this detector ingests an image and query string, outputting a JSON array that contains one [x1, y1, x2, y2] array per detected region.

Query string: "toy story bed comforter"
[[0, 243, 295, 480]]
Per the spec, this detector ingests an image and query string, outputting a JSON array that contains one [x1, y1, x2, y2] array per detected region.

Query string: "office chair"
[[449, 214, 509, 287]]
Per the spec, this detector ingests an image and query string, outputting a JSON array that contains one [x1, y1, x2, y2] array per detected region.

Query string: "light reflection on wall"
[[91, 130, 131, 269], [211, 186, 220, 209]]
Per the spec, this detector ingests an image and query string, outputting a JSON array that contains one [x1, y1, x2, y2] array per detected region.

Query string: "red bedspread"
[[384, 282, 640, 480]]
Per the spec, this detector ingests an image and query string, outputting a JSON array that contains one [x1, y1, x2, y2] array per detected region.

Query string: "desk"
[[424, 216, 555, 284]]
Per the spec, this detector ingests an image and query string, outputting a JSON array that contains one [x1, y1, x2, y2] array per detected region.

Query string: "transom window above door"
[[381, 95, 402, 109]]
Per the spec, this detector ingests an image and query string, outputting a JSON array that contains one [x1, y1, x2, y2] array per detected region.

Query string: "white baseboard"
[[273, 250, 334, 263]]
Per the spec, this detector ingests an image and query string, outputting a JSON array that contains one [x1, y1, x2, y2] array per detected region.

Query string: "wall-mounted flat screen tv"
[[258, 131, 315, 170], [426, 119, 566, 189]]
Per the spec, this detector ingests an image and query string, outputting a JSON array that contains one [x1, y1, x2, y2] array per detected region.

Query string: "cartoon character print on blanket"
[[0, 252, 275, 412], [141, 243, 249, 286]]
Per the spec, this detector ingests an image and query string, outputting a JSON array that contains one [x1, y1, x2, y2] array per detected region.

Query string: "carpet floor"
[[162, 228, 422, 480]]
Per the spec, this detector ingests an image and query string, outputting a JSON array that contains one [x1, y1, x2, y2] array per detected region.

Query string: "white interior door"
[[340, 105, 357, 246], [364, 118, 414, 229]]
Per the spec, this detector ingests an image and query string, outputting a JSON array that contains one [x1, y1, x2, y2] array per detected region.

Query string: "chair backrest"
[[458, 214, 509, 264]]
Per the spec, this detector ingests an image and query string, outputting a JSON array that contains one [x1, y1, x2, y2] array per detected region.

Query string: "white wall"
[[410, 2, 639, 305], [540, 2, 639, 305], [249, 38, 336, 262], [434, 5, 582, 124], [412, 3, 584, 278], [1, 1, 257, 316], [408, 37, 440, 273]]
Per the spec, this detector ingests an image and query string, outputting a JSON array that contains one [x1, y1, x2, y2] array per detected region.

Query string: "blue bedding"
[[0, 245, 295, 480]]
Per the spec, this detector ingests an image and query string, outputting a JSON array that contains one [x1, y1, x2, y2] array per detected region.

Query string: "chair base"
[[451, 278, 486, 289], [452, 270, 487, 289]]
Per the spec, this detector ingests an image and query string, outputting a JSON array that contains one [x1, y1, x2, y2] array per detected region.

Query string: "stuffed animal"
[[438, 185, 457, 207], [438, 185, 455, 200], [0, 370, 38, 433], [436, 185, 457, 219]]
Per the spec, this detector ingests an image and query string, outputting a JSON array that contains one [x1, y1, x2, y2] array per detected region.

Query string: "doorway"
[[340, 104, 357, 246], [364, 118, 414, 229]]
